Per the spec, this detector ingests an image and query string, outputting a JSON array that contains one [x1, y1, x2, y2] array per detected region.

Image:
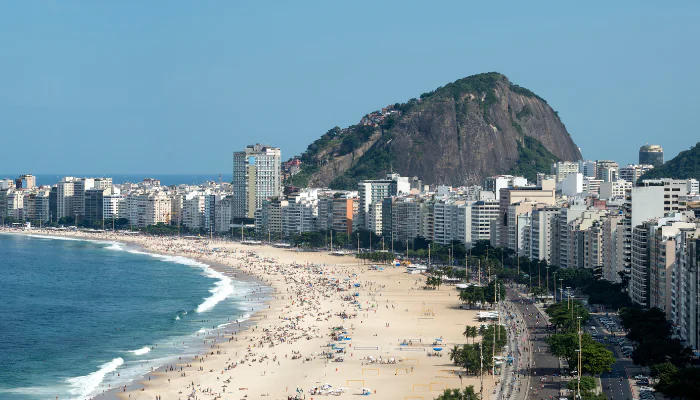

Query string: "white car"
[[639, 386, 654, 392], [634, 375, 648, 380]]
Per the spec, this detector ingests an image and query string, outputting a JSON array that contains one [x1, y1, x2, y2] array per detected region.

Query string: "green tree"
[[483, 280, 506, 305], [566, 376, 596, 392], [566, 376, 607, 400], [651, 362, 678, 394], [463, 325, 478, 344], [434, 385, 476, 400], [545, 300, 590, 333], [620, 307, 692, 367], [546, 333, 614, 375]]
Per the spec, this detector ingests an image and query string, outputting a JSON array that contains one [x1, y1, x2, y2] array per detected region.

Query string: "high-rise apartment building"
[[578, 160, 597, 178], [551, 162, 580, 183], [84, 188, 107, 225], [672, 229, 700, 349], [648, 218, 696, 318], [232, 144, 281, 219], [471, 200, 500, 245], [619, 165, 654, 186], [595, 160, 619, 183], [332, 196, 358, 235], [498, 183, 556, 248], [639, 144, 664, 166], [56, 177, 77, 219]]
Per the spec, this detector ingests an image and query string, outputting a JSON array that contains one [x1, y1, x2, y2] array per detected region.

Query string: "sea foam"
[[66, 357, 124, 399], [127, 251, 235, 314], [130, 346, 151, 356]]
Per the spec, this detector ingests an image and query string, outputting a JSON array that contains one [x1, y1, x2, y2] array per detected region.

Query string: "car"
[[634, 375, 649, 380], [636, 380, 649, 385], [639, 386, 654, 392]]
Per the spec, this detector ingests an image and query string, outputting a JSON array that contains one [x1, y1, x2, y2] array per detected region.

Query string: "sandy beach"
[[6, 229, 499, 400]]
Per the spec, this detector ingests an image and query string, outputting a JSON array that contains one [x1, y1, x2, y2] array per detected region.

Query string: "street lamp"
[[559, 279, 564, 304], [566, 287, 572, 309], [546, 266, 550, 304], [577, 316, 583, 399]]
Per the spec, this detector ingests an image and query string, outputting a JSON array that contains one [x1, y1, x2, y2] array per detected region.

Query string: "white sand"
[[6, 229, 497, 400]]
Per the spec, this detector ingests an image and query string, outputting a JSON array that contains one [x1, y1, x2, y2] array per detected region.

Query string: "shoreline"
[[0, 229, 273, 400], [2, 228, 497, 399]]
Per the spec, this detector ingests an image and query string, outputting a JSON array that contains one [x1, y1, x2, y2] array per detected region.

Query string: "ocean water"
[[0, 233, 264, 400]]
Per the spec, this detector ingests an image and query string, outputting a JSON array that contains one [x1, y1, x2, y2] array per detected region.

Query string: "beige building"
[[498, 183, 556, 248]]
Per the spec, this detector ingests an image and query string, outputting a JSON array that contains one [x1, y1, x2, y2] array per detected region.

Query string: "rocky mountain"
[[289, 72, 581, 189], [640, 142, 700, 181]]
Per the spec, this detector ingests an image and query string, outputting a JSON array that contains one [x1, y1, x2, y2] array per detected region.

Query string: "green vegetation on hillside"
[[287, 72, 574, 189], [288, 164, 319, 188], [639, 142, 700, 181], [510, 136, 560, 182], [328, 143, 394, 189], [422, 72, 504, 106], [509, 83, 547, 103]]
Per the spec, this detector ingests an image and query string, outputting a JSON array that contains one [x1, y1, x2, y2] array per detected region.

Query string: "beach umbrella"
[[433, 347, 443, 351]]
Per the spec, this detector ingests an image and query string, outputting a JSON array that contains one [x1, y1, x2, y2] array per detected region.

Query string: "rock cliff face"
[[293, 72, 581, 189]]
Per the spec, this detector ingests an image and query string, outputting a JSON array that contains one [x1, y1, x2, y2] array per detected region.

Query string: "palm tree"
[[449, 345, 462, 366], [436, 386, 477, 399], [463, 326, 478, 344], [468, 326, 478, 344]]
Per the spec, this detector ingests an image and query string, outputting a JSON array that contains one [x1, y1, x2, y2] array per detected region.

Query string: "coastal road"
[[586, 317, 634, 400], [507, 288, 563, 400]]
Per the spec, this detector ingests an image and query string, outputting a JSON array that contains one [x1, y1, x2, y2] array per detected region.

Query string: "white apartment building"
[[392, 198, 421, 243], [367, 202, 383, 236], [551, 161, 580, 183], [103, 191, 124, 221], [648, 218, 696, 318], [556, 202, 588, 268], [471, 200, 500, 245], [5, 190, 24, 220], [530, 207, 560, 263], [602, 214, 623, 282], [73, 178, 95, 216], [57, 177, 77, 219], [599, 180, 632, 200], [358, 176, 401, 229], [672, 229, 700, 350], [281, 194, 317, 237], [578, 160, 597, 178], [484, 175, 528, 198], [583, 178, 603, 196], [596, 160, 619, 183], [232, 144, 281, 219], [183, 192, 207, 230], [619, 165, 653, 186], [316, 197, 333, 231], [26, 190, 51, 223], [124, 191, 172, 227], [560, 173, 583, 197], [507, 202, 537, 255], [214, 197, 233, 233], [631, 214, 694, 307], [622, 179, 694, 282], [433, 200, 459, 246], [255, 198, 287, 235]]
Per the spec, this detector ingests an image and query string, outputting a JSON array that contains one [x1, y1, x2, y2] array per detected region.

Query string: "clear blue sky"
[[1, 1, 698, 175]]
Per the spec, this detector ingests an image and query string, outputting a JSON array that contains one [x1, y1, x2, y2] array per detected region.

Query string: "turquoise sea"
[[0, 233, 265, 399]]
